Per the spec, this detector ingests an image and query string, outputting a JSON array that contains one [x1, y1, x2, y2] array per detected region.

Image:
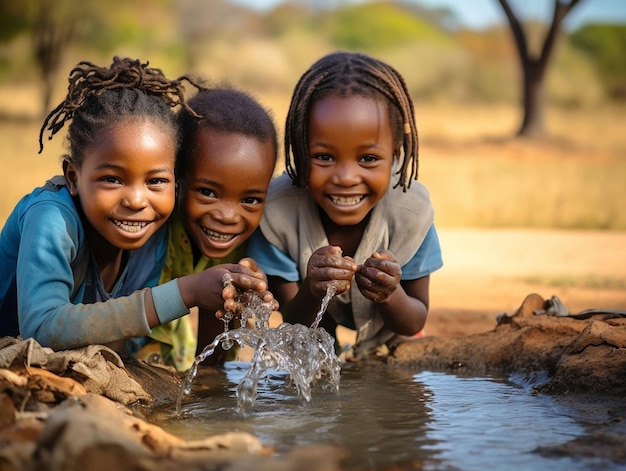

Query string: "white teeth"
[[202, 228, 235, 242], [113, 220, 148, 233], [330, 195, 363, 206]]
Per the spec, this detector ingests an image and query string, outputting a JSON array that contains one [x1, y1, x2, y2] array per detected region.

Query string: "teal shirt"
[[0, 177, 168, 351]]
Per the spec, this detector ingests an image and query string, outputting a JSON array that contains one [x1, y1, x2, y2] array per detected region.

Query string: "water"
[[177, 285, 340, 413], [153, 363, 615, 471]]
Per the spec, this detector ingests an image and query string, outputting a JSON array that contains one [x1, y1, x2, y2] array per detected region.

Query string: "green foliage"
[[0, 0, 37, 42], [569, 24, 626, 98], [323, 1, 450, 52]]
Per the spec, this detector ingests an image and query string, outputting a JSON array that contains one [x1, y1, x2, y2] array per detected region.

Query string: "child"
[[147, 86, 278, 371], [0, 57, 271, 356], [248, 51, 443, 360]]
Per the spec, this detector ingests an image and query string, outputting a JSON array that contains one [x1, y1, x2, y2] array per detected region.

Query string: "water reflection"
[[152, 363, 606, 470], [417, 371, 588, 471]]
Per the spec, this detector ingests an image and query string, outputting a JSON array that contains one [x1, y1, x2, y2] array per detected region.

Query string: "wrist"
[[151, 279, 190, 325]]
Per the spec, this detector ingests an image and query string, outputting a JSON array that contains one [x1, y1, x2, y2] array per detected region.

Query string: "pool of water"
[[152, 361, 615, 470]]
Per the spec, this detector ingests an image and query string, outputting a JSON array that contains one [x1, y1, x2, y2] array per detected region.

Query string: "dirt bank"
[[1, 229, 624, 470]]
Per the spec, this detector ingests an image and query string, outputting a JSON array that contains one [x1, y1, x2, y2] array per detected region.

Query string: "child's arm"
[[355, 250, 429, 336], [148, 263, 273, 327], [16, 203, 157, 349]]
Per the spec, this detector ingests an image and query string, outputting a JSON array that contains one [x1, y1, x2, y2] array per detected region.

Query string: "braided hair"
[[285, 51, 418, 191], [176, 85, 278, 179], [39, 56, 201, 167]]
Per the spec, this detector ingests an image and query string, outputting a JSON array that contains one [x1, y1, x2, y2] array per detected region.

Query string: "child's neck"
[[320, 209, 371, 259], [84, 227, 128, 292]]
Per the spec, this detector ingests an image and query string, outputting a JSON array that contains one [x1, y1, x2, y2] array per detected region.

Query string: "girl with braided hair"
[[0, 57, 273, 356], [248, 51, 443, 360]]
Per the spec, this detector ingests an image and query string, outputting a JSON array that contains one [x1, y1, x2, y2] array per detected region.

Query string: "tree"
[[497, 0, 584, 137], [0, 0, 152, 118], [570, 24, 626, 99], [33, 0, 79, 117]]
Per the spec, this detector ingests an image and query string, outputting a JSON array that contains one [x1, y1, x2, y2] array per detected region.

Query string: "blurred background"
[[1, 0, 624, 322]]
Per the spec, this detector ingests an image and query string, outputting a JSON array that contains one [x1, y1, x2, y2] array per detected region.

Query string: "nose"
[[332, 161, 361, 187], [211, 201, 240, 224], [122, 185, 148, 210]]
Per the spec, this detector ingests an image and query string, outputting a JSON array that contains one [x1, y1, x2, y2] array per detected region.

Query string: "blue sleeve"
[[400, 224, 443, 280], [142, 225, 168, 288], [17, 203, 153, 350], [246, 228, 300, 282]]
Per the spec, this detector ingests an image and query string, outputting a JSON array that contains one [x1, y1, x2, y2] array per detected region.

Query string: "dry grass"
[[1, 83, 625, 230]]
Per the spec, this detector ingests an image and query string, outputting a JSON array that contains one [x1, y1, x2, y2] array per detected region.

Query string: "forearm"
[[24, 290, 153, 351], [376, 286, 428, 336], [24, 280, 189, 351]]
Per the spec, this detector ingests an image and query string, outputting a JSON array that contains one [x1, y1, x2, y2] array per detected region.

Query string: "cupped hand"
[[190, 263, 267, 312], [355, 250, 401, 303], [217, 259, 278, 319], [306, 246, 356, 297]]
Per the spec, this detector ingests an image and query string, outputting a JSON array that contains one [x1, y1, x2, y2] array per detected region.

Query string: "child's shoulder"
[[391, 180, 432, 208], [10, 176, 80, 231]]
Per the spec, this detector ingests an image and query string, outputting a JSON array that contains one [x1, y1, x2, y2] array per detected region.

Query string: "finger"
[[356, 265, 395, 284], [362, 259, 401, 278], [371, 249, 396, 261], [310, 255, 356, 272], [309, 266, 356, 283], [222, 284, 237, 300], [239, 258, 264, 278], [223, 300, 246, 317], [227, 273, 268, 291]]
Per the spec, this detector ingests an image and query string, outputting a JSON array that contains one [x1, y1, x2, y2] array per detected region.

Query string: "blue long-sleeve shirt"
[[0, 177, 186, 351]]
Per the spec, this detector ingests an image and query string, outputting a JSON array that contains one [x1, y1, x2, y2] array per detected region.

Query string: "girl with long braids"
[[0, 57, 273, 355], [248, 51, 443, 360]]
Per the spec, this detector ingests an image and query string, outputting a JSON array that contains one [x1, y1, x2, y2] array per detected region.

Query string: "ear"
[[62, 158, 79, 196]]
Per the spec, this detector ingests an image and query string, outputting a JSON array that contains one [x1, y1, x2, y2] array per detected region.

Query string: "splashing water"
[[311, 284, 337, 329], [176, 285, 341, 414]]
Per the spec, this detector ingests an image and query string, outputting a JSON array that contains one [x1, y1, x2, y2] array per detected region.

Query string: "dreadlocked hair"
[[176, 85, 278, 179], [285, 51, 418, 191], [38, 56, 201, 167]]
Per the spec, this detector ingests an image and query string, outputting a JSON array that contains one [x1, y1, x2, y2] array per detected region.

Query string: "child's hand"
[[237, 257, 267, 282], [355, 250, 401, 303], [306, 246, 356, 297], [218, 259, 279, 319], [188, 263, 269, 315]]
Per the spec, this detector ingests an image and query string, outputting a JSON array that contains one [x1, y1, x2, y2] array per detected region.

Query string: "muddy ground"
[[1, 229, 625, 470]]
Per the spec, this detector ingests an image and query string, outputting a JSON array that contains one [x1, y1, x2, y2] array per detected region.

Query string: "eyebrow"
[[93, 163, 173, 175], [309, 141, 384, 150], [194, 177, 267, 195]]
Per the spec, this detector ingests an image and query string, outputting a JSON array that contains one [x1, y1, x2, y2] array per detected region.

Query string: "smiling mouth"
[[202, 227, 236, 242], [112, 219, 149, 233], [330, 195, 364, 206]]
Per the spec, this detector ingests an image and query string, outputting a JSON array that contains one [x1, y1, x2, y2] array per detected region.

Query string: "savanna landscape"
[[0, 1, 625, 469]]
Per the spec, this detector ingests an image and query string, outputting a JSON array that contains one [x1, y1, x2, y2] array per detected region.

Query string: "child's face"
[[177, 127, 275, 259], [64, 120, 176, 251], [307, 94, 396, 226]]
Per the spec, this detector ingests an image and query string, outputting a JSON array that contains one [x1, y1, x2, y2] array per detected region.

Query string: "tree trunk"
[[520, 59, 545, 137], [497, 0, 584, 138], [33, 0, 75, 117]]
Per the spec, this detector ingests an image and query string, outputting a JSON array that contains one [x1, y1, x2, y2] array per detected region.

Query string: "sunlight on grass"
[[523, 275, 626, 291], [1, 84, 625, 230]]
